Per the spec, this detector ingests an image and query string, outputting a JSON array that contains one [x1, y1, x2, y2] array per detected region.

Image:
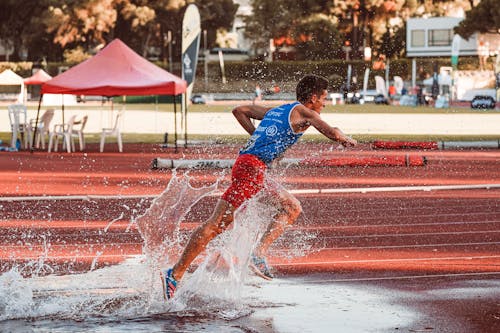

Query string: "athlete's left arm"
[[298, 106, 357, 146], [232, 105, 272, 135]]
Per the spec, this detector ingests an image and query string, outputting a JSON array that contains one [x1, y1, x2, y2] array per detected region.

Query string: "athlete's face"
[[310, 90, 328, 113]]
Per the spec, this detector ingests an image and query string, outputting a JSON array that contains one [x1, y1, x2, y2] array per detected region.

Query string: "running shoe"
[[161, 268, 177, 300], [249, 255, 274, 280]]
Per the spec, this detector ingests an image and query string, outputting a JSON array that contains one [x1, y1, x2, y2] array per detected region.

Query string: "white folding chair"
[[29, 109, 55, 149], [70, 115, 88, 151], [48, 115, 76, 153], [8, 104, 29, 149], [100, 111, 123, 152]]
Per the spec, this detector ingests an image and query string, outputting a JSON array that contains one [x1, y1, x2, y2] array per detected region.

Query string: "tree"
[[245, 0, 342, 59], [43, 0, 119, 50], [195, 0, 239, 49], [244, 0, 293, 55], [376, 24, 406, 59], [0, 0, 61, 61], [331, 0, 409, 60], [454, 0, 500, 39], [294, 14, 343, 60]]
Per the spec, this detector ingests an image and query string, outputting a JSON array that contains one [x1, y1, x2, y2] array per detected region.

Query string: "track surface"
[[0, 142, 499, 332]]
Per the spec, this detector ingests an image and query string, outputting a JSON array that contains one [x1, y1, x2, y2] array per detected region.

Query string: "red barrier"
[[300, 154, 427, 167], [372, 140, 438, 150]]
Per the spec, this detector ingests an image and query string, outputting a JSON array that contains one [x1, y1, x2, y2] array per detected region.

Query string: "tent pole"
[[30, 93, 43, 153], [184, 93, 188, 148], [174, 96, 178, 152], [61, 94, 65, 124]]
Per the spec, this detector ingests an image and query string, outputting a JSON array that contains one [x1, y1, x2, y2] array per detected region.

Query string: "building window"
[[411, 30, 425, 47], [428, 29, 452, 46]]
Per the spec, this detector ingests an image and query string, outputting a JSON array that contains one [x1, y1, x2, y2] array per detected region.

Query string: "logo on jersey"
[[243, 135, 258, 151], [265, 125, 278, 136]]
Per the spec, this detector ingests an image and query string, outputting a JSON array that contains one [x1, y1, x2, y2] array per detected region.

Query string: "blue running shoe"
[[249, 255, 273, 280], [161, 268, 177, 300]]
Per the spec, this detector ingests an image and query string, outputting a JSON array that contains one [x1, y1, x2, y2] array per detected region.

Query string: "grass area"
[[2, 132, 499, 146]]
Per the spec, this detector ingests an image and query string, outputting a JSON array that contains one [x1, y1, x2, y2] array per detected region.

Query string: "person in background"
[[253, 84, 262, 104]]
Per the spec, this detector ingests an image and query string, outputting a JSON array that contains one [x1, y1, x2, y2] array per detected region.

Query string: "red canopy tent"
[[24, 69, 52, 103], [24, 69, 52, 85], [34, 39, 187, 151]]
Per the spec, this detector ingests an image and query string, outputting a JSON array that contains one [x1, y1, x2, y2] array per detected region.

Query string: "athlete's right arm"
[[298, 105, 357, 146], [232, 105, 271, 135]]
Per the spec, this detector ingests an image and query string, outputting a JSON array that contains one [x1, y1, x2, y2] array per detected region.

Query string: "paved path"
[[1, 106, 500, 137]]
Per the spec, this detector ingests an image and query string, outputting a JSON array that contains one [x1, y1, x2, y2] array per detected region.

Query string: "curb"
[[372, 140, 500, 150]]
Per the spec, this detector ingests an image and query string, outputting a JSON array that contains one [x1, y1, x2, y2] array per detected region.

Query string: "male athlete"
[[163, 74, 357, 299]]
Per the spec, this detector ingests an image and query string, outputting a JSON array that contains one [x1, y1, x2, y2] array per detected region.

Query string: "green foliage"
[[63, 47, 92, 65], [0, 0, 238, 63], [294, 15, 343, 60], [184, 0, 239, 50], [454, 0, 500, 39], [377, 25, 406, 59], [244, 0, 291, 52], [0, 62, 33, 77]]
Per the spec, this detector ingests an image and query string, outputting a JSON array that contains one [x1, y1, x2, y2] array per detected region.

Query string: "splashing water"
[[171, 193, 277, 317], [0, 172, 221, 322], [135, 170, 219, 262], [0, 171, 317, 327]]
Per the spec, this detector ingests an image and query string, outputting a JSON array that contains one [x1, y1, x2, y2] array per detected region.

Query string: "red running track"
[[0, 142, 498, 277], [1, 142, 499, 332]]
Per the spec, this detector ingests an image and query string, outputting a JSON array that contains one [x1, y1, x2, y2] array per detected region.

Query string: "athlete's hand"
[[343, 136, 357, 147]]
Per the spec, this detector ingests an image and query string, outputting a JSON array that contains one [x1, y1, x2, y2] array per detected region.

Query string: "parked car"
[[191, 94, 206, 104], [471, 95, 496, 109], [374, 94, 389, 105]]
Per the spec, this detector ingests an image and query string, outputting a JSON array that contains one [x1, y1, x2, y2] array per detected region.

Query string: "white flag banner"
[[182, 4, 201, 103]]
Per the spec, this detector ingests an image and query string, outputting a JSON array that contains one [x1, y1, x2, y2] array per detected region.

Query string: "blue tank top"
[[240, 102, 303, 164]]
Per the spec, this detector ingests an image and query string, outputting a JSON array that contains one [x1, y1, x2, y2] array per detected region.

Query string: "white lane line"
[[295, 220, 500, 230], [0, 194, 157, 202], [332, 203, 499, 213], [319, 230, 500, 239], [273, 255, 500, 266], [1, 254, 140, 260], [273, 241, 500, 251], [1, 183, 499, 202], [294, 271, 500, 283], [32, 287, 138, 296], [0, 242, 143, 250], [295, 184, 500, 194]]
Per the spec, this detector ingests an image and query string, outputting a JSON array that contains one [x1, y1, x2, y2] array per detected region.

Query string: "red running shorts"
[[221, 154, 267, 208]]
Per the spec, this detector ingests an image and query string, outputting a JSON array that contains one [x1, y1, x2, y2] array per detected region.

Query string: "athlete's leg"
[[170, 154, 265, 283], [253, 182, 302, 257], [171, 199, 235, 281]]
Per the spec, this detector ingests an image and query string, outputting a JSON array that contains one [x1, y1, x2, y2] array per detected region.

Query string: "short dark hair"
[[296, 74, 329, 103]]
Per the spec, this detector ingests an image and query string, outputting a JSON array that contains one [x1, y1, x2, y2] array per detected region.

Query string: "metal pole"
[[173, 96, 178, 152], [204, 29, 208, 91], [412, 58, 417, 89], [61, 96, 65, 124], [168, 31, 173, 73], [184, 93, 188, 148], [30, 93, 43, 153]]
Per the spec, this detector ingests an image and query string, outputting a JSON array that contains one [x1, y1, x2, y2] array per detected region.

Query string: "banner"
[[451, 34, 461, 69], [182, 4, 201, 103], [181, 4, 201, 144], [451, 34, 461, 101]]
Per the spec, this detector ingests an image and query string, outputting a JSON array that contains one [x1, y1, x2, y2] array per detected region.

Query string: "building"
[[406, 16, 499, 57]]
